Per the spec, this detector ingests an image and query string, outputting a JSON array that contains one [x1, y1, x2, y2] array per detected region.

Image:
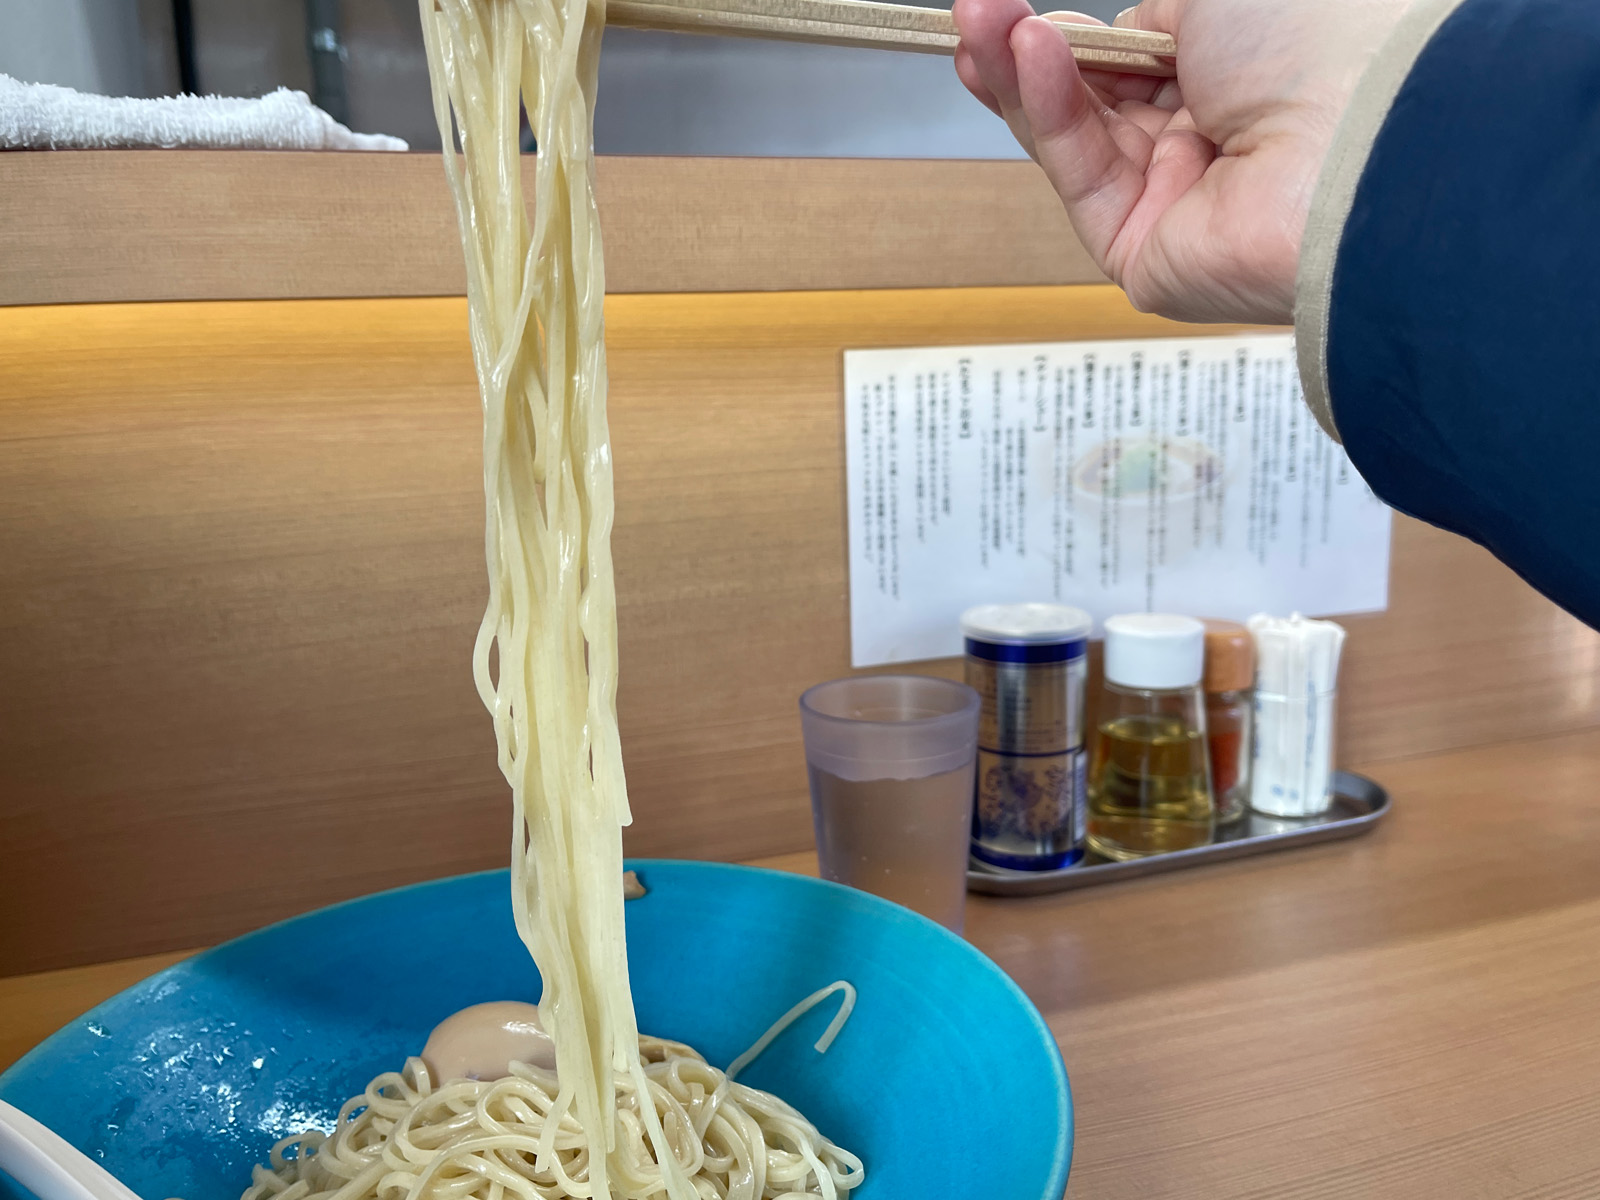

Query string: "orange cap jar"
[[1201, 619, 1255, 824]]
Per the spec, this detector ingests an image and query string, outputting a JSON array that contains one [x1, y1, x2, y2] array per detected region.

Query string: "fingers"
[[1079, 68, 1167, 107], [1113, 0, 1183, 34], [956, 0, 1177, 123], [953, 46, 1002, 117], [1096, 2, 1184, 113], [1137, 123, 1214, 221], [952, 0, 1047, 157], [1047, 10, 1107, 27], [951, 0, 1036, 117], [1113, 98, 1181, 141], [1148, 78, 1184, 111], [1008, 15, 1150, 262], [1116, 125, 1215, 312], [1067, 8, 1175, 106]]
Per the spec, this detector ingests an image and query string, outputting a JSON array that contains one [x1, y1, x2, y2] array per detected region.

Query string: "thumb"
[[1009, 15, 1151, 264], [1114, 0, 1185, 34]]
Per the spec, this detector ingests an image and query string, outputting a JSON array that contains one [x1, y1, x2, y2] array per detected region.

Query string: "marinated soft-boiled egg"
[[421, 1000, 556, 1081]]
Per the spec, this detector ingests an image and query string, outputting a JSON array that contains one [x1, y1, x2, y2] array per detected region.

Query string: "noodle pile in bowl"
[[243, 1038, 862, 1200], [243, 988, 865, 1200]]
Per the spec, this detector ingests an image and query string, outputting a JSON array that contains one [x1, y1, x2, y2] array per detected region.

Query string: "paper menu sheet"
[[843, 334, 1391, 667]]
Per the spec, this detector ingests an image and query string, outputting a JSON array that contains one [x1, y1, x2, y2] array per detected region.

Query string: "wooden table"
[[6, 731, 1600, 1198]]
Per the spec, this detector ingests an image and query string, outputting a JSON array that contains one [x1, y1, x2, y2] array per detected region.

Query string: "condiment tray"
[[967, 770, 1390, 896]]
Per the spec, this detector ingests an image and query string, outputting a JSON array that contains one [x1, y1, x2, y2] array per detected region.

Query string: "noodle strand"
[[244, 5, 864, 1198]]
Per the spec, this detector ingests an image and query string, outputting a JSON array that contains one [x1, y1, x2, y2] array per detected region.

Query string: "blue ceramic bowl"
[[0, 861, 1071, 1200]]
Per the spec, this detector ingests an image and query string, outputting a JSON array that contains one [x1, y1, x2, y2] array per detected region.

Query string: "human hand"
[[952, 0, 1412, 324]]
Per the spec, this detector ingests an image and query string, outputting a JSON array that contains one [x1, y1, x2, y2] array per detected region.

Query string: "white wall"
[[0, 0, 145, 95], [594, 0, 1125, 159], [0, 0, 1126, 156], [596, 32, 1024, 159]]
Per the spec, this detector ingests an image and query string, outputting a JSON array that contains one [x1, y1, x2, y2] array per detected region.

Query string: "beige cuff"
[[1294, 0, 1471, 442]]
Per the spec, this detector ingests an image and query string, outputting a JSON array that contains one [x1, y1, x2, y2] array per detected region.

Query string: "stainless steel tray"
[[967, 770, 1390, 896]]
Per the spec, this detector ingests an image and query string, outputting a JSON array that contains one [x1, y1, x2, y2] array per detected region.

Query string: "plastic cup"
[[798, 675, 980, 933]]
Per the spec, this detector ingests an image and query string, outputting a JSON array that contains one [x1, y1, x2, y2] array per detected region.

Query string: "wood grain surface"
[[763, 729, 1600, 1198], [0, 949, 194, 1077], [0, 152, 1106, 307], [9, 730, 1600, 1196], [2, 287, 1597, 976]]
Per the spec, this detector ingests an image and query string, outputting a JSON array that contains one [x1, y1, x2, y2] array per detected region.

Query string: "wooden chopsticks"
[[606, 0, 1178, 76]]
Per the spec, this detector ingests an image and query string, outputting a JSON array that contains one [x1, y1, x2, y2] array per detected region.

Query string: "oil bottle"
[[1087, 613, 1215, 859]]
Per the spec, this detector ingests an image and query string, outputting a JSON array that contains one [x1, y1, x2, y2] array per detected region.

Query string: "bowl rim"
[[1, 859, 1073, 1198]]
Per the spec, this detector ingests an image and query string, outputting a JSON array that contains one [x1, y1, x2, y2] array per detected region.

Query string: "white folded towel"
[[0, 73, 408, 151]]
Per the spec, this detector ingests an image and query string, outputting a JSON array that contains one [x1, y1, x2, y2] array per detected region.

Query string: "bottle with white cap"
[[1087, 613, 1215, 860]]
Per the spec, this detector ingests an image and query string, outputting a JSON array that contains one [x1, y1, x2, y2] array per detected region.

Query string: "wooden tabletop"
[[5, 729, 1600, 1198]]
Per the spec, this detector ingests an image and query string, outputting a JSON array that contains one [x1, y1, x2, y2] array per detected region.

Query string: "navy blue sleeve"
[[1326, 0, 1600, 627]]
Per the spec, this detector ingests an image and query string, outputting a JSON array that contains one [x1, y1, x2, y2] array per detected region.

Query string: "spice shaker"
[[1201, 619, 1255, 825], [961, 603, 1093, 870], [1248, 613, 1346, 817], [1087, 613, 1214, 860]]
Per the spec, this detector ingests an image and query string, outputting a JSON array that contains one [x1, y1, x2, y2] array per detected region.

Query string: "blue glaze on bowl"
[[0, 861, 1071, 1200]]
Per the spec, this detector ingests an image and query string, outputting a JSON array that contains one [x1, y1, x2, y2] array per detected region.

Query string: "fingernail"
[[1114, 5, 1138, 24]]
